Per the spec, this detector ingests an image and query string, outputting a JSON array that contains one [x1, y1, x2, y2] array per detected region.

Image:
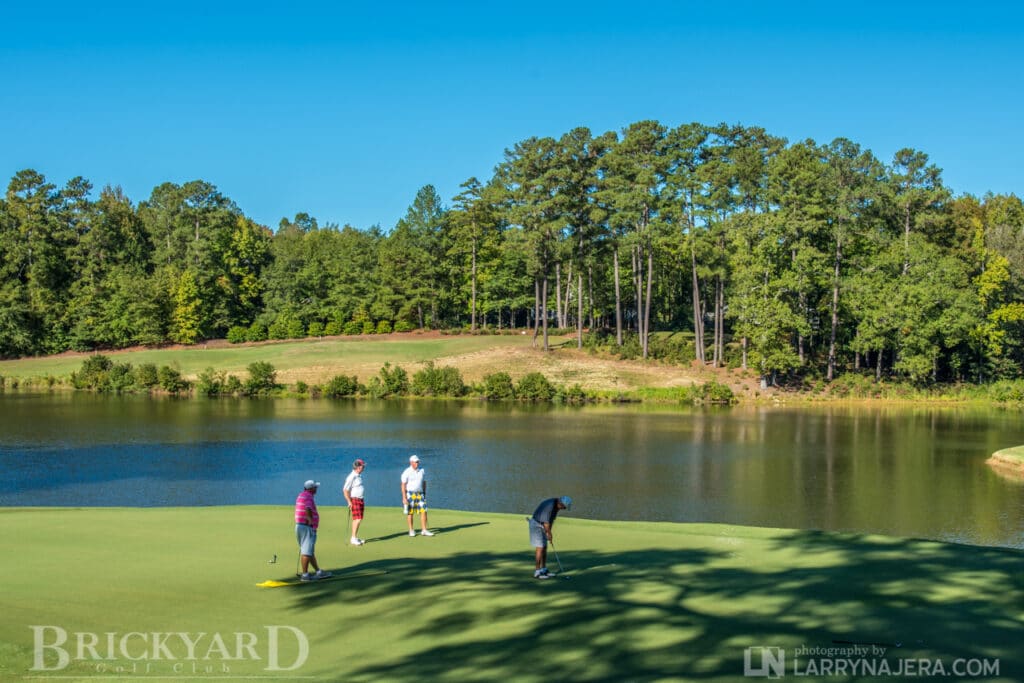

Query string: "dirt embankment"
[[284, 338, 770, 398]]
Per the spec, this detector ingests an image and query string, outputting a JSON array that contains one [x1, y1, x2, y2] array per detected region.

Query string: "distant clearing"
[[0, 332, 765, 396]]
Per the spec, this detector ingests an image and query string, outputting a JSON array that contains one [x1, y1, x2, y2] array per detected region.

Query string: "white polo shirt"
[[401, 466, 426, 493], [343, 471, 364, 499]]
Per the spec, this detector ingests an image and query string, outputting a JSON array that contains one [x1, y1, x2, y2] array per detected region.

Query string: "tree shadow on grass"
[[285, 531, 1024, 682]]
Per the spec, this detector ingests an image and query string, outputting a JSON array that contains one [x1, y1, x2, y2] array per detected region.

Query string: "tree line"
[[2, 120, 1022, 385]]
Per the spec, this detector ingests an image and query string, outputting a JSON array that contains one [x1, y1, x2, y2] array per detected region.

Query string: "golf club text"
[[29, 625, 308, 672]]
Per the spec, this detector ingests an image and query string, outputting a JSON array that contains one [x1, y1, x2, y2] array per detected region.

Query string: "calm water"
[[2, 394, 1023, 548]]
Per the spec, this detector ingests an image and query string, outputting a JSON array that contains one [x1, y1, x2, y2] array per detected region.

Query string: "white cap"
[[409, 455, 420, 462], [304, 480, 320, 489], [559, 496, 573, 510]]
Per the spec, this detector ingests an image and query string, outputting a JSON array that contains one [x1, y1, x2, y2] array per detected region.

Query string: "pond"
[[2, 394, 1022, 548]]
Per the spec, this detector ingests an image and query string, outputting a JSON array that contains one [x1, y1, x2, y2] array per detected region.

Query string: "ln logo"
[[744, 646, 785, 678]]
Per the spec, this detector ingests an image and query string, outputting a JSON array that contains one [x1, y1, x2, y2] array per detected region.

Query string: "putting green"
[[1, 506, 1021, 682]]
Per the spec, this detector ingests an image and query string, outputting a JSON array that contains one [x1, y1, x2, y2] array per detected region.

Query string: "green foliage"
[[481, 372, 515, 400], [135, 363, 159, 389], [828, 373, 884, 399], [227, 326, 248, 344], [323, 374, 359, 398], [268, 317, 290, 340], [286, 318, 305, 339], [363, 376, 386, 398], [244, 361, 278, 396], [247, 322, 268, 342], [72, 355, 113, 389], [108, 363, 136, 393], [266, 319, 285, 340], [701, 381, 735, 404], [196, 368, 243, 397], [411, 361, 466, 397], [294, 380, 309, 395], [382, 362, 410, 395], [170, 270, 204, 345], [224, 375, 243, 395], [307, 321, 324, 337], [616, 334, 644, 361], [368, 362, 408, 397], [632, 386, 701, 403], [556, 383, 588, 404], [157, 365, 189, 394], [515, 372, 555, 401], [6, 128, 1024, 386], [987, 380, 1024, 404], [648, 333, 697, 364], [197, 367, 229, 397], [71, 354, 135, 393]]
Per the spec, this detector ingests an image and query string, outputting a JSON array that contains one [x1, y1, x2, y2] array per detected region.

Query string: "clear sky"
[[2, 1, 1021, 231]]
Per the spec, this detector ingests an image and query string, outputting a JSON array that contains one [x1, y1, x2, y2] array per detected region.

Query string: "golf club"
[[346, 506, 352, 546], [549, 538, 569, 579]]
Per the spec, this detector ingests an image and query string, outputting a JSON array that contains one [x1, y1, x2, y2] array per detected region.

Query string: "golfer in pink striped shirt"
[[295, 480, 331, 581]]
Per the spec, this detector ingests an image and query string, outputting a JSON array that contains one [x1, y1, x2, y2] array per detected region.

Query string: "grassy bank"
[[0, 333, 737, 400], [0, 334, 541, 385], [1, 506, 1021, 682], [988, 446, 1024, 478]]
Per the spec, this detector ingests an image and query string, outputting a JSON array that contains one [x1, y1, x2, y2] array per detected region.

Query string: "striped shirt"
[[295, 489, 319, 529]]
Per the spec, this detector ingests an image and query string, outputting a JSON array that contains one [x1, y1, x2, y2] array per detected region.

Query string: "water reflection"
[[1, 394, 1022, 548]]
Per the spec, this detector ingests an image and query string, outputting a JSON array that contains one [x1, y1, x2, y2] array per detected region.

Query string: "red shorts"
[[350, 497, 365, 520]]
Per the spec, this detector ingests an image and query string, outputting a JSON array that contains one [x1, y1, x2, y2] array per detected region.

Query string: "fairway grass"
[[1, 507, 1021, 682]]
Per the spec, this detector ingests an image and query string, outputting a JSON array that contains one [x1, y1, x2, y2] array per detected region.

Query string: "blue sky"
[[2, 1, 1021, 231]]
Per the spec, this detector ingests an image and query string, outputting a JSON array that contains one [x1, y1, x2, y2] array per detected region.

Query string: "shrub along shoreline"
[[3, 330, 1024, 406], [5, 354, 736, 405]]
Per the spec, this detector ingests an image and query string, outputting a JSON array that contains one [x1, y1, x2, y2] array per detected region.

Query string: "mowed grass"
[[2, 507, 1022, 682], [0, 335, 542, 383]]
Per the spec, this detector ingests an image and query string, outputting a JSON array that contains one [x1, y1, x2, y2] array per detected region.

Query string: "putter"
[[346, 507, 352, 546], [549, 538, 569, 579]]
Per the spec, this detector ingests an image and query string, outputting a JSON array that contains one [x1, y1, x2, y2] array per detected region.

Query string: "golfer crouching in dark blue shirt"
[[528, 496, 572, 579]]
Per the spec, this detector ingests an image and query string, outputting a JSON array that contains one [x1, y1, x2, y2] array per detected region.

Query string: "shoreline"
[[1, 332, 1023, 407], [987, 447, 1024, 478], [0, 383, 1019, 408]]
